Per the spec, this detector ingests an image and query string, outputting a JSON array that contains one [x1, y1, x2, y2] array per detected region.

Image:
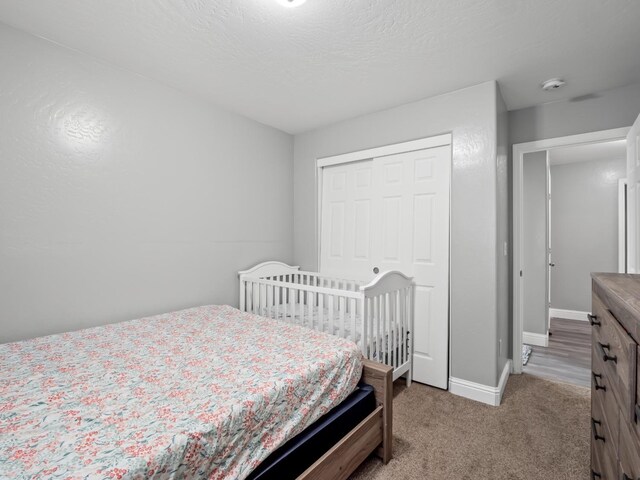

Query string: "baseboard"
[[523, 331, 548, 347], [449, 360, 512, 407], [549, 308, 589, 321]]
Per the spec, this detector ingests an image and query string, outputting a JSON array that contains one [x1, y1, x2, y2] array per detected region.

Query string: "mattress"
[[247, 383, 376, 479], [0, 305, 362, 480]]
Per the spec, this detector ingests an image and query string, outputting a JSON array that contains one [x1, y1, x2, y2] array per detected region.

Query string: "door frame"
[[619, 178, 628, 273], [512, 127, 630, 374]]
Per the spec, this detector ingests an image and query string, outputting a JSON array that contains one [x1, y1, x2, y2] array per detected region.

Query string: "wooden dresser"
[[591, 273, 640, 479]]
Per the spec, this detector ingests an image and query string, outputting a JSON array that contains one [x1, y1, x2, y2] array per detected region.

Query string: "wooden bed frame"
[[298, 359, 393, 480]]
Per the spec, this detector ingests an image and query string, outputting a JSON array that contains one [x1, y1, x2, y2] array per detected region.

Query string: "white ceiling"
[[1, 0, 639, 134], [549, 139, 627, 166]]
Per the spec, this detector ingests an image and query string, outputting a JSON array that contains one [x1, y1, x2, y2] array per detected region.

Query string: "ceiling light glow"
[[276, 0, 306, 7]]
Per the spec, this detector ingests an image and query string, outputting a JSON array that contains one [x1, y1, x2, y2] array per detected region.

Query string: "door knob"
[[373, 267, 380, 274]]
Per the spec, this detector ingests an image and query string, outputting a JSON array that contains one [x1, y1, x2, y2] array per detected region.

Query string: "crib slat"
[[318, 287, 325, 333], [360, 297, 367, 356], [372, 295, 377, 362], [403, 288, 407, 367], [307, 290, 313, 330], [327, 293, 334, 335], [339, 296, 345, 337], [381, 294, 387, 366], [289, 285, 295, 324], [400, 289, 405, 367], [393, 290, 402, 366], [350, 298, 356, 345]]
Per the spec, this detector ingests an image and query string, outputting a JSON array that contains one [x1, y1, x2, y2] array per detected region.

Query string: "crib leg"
[[405, 369, 412, 387]]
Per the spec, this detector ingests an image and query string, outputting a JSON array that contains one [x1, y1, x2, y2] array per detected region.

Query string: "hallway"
[[523, 317, 591, 388]]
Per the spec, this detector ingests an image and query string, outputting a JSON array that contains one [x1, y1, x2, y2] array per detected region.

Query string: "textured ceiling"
[[1, 0, 639, 133], [549, 139, 627, 166]]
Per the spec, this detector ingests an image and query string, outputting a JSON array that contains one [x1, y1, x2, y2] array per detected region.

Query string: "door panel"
[[320, 143, 451, 389], [372, 146, 451, 388], [320, 161, 375, 281]]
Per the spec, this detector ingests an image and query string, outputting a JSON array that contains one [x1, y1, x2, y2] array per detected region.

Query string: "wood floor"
[[523, 317, 591, 388]]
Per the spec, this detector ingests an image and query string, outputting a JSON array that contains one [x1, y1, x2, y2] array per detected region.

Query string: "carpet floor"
[[350, 374, 590, 480]]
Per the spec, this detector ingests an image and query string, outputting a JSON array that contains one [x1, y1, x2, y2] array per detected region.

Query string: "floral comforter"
[[0, 305, 363, 479]]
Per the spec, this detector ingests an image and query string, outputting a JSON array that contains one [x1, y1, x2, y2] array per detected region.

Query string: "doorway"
[[513, 127, 630, 377]]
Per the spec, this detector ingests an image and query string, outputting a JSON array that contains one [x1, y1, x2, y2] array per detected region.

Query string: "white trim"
[[548, 308, 589, 322], [317, 133, 452, 168], [523, 331, 549, 347], [619, 178, 628, 273], [449, 360, 512, 406], [512, 127, 631, 375]]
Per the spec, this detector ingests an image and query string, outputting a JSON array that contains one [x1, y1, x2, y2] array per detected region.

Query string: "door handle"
[[597, 342, 617, 364], [591, 418, 605, 442], [592, 372, 606, 391]]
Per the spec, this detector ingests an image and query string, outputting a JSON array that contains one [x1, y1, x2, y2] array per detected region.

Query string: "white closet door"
[[319, 144, 451, 389], [372, 145, 451, 388], [320, 160, 376, 281]]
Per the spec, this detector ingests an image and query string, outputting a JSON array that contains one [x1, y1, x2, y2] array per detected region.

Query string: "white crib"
[[238, 261, 414, 384]]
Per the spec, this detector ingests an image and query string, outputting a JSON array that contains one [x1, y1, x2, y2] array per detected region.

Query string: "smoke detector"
[[541, 78, 566, 91]]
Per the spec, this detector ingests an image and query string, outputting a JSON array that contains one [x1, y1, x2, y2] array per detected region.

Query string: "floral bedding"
[[0, 305, 363, 479]]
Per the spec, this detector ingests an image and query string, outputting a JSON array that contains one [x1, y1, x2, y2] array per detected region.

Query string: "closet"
[[318, 136, 451, 388]]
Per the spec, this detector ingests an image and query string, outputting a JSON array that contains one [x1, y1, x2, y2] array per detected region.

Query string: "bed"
[[239, 261, 414, 384], [0, 305, 392, 479]]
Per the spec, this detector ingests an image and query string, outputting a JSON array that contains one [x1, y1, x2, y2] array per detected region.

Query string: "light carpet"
[[350, 374, 590, 479]]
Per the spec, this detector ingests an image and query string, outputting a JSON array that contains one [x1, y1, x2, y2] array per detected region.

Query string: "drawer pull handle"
[[597, 342, 617, 364], [621, 474, 634, 480], [635, 404, 640, 424], [588, 313, 601, 326], [591, 417, 605, 442], [590, 471, 601, 479], [592, 372, 606, 391]]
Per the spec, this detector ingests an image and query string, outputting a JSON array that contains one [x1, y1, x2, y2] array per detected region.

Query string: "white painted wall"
[[550, 158, 626, 311], [293, 81, 506, 388], [509, 82, 640, 146], [0, 23, 293, 343]]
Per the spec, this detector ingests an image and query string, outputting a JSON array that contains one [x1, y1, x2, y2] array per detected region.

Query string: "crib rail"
[[238, 261, 414, 384]]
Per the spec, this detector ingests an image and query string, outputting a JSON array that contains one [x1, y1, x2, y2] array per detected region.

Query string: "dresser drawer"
[[619, 413, 640, 479], [592, 385, 619, 449], [592, 294, 638, 420], [591, 432, 619, 480], [592, 346, 620, 445], [635, 346, 640, 440]]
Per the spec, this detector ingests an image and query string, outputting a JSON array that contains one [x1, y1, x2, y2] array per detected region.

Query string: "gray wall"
[[0, 24, 293, 343], [509, 81, 640, 343], [496, 86, 510, 373], [510, 82, 640, 145], [293, 81, 504, 387], [522, 151, 548, 335], [550, 158, 626, 312]]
